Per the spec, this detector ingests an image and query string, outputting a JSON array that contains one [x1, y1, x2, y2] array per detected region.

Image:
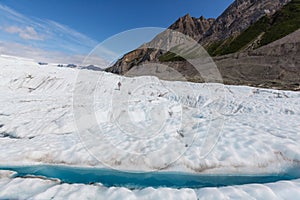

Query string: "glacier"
[[0, 54, 300, 199]]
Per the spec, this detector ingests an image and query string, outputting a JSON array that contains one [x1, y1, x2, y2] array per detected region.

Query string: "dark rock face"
[[108, 48, 153, 74]]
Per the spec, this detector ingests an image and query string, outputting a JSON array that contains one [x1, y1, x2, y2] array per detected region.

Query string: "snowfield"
[[0, 55, 300, 199]]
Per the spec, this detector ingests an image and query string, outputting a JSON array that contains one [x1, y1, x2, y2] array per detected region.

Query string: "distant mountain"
[[106, 0, 300, 90], [57, 63, 103, 71]]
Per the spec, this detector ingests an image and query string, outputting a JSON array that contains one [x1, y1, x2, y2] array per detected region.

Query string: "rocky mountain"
[[106, 0, 300, 90], [115, 29, 300, 90], [207, 0, 300, 56], [108, 14, 215, 74], [201, 0, 291, 45], [169, 14, 215, 41]]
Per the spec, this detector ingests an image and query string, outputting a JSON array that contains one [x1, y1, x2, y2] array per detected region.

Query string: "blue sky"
[[0, 0, 234, 64]]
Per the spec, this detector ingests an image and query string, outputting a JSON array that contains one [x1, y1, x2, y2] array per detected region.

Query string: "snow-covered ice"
[[0, 173, 299, 199], [0, 55, 300, 198]]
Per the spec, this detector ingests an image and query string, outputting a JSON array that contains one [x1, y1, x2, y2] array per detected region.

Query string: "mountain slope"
[[201, 0, 291, 44], [207, 0, 300, 56], [214, 29, 300, 90]]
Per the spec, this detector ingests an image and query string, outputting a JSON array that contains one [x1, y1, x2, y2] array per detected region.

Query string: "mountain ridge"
[[106, 0, 300, 90]]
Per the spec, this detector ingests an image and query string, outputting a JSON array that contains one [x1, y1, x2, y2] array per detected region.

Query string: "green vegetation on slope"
[[260, 0, 300, 46], [207, 0, 300, 56], [158, 44, 205, 62], [208, 17, 269, 56], [158, 51, 185, 62]]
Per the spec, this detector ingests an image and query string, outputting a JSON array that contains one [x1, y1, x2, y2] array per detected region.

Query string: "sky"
[[0, 0, 234, 65]]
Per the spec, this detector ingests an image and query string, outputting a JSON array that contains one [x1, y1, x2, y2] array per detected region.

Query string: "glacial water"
[[1, 165, 299, 189]]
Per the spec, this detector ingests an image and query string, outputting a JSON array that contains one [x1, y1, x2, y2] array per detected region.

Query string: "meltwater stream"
[[1, 165, 300, 189]]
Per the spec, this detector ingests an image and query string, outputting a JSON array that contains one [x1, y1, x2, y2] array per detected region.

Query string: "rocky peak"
[[169, 13, 215, 41], [182, 13, 192, 19]]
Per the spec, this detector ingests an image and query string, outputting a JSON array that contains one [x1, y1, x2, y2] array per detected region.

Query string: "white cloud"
[[4, 26, 44, 40], [0, 3, 120, 65], [0, 5, 158, 70], [0, 40, 109, 67], [0, 3, 104, 55]]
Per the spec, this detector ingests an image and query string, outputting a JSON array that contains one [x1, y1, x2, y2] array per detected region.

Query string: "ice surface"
[[0, 55, 299, 174], [0, 174, 299, 199], [0, 55, 299, 198], [0, 170, 16, 178]]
